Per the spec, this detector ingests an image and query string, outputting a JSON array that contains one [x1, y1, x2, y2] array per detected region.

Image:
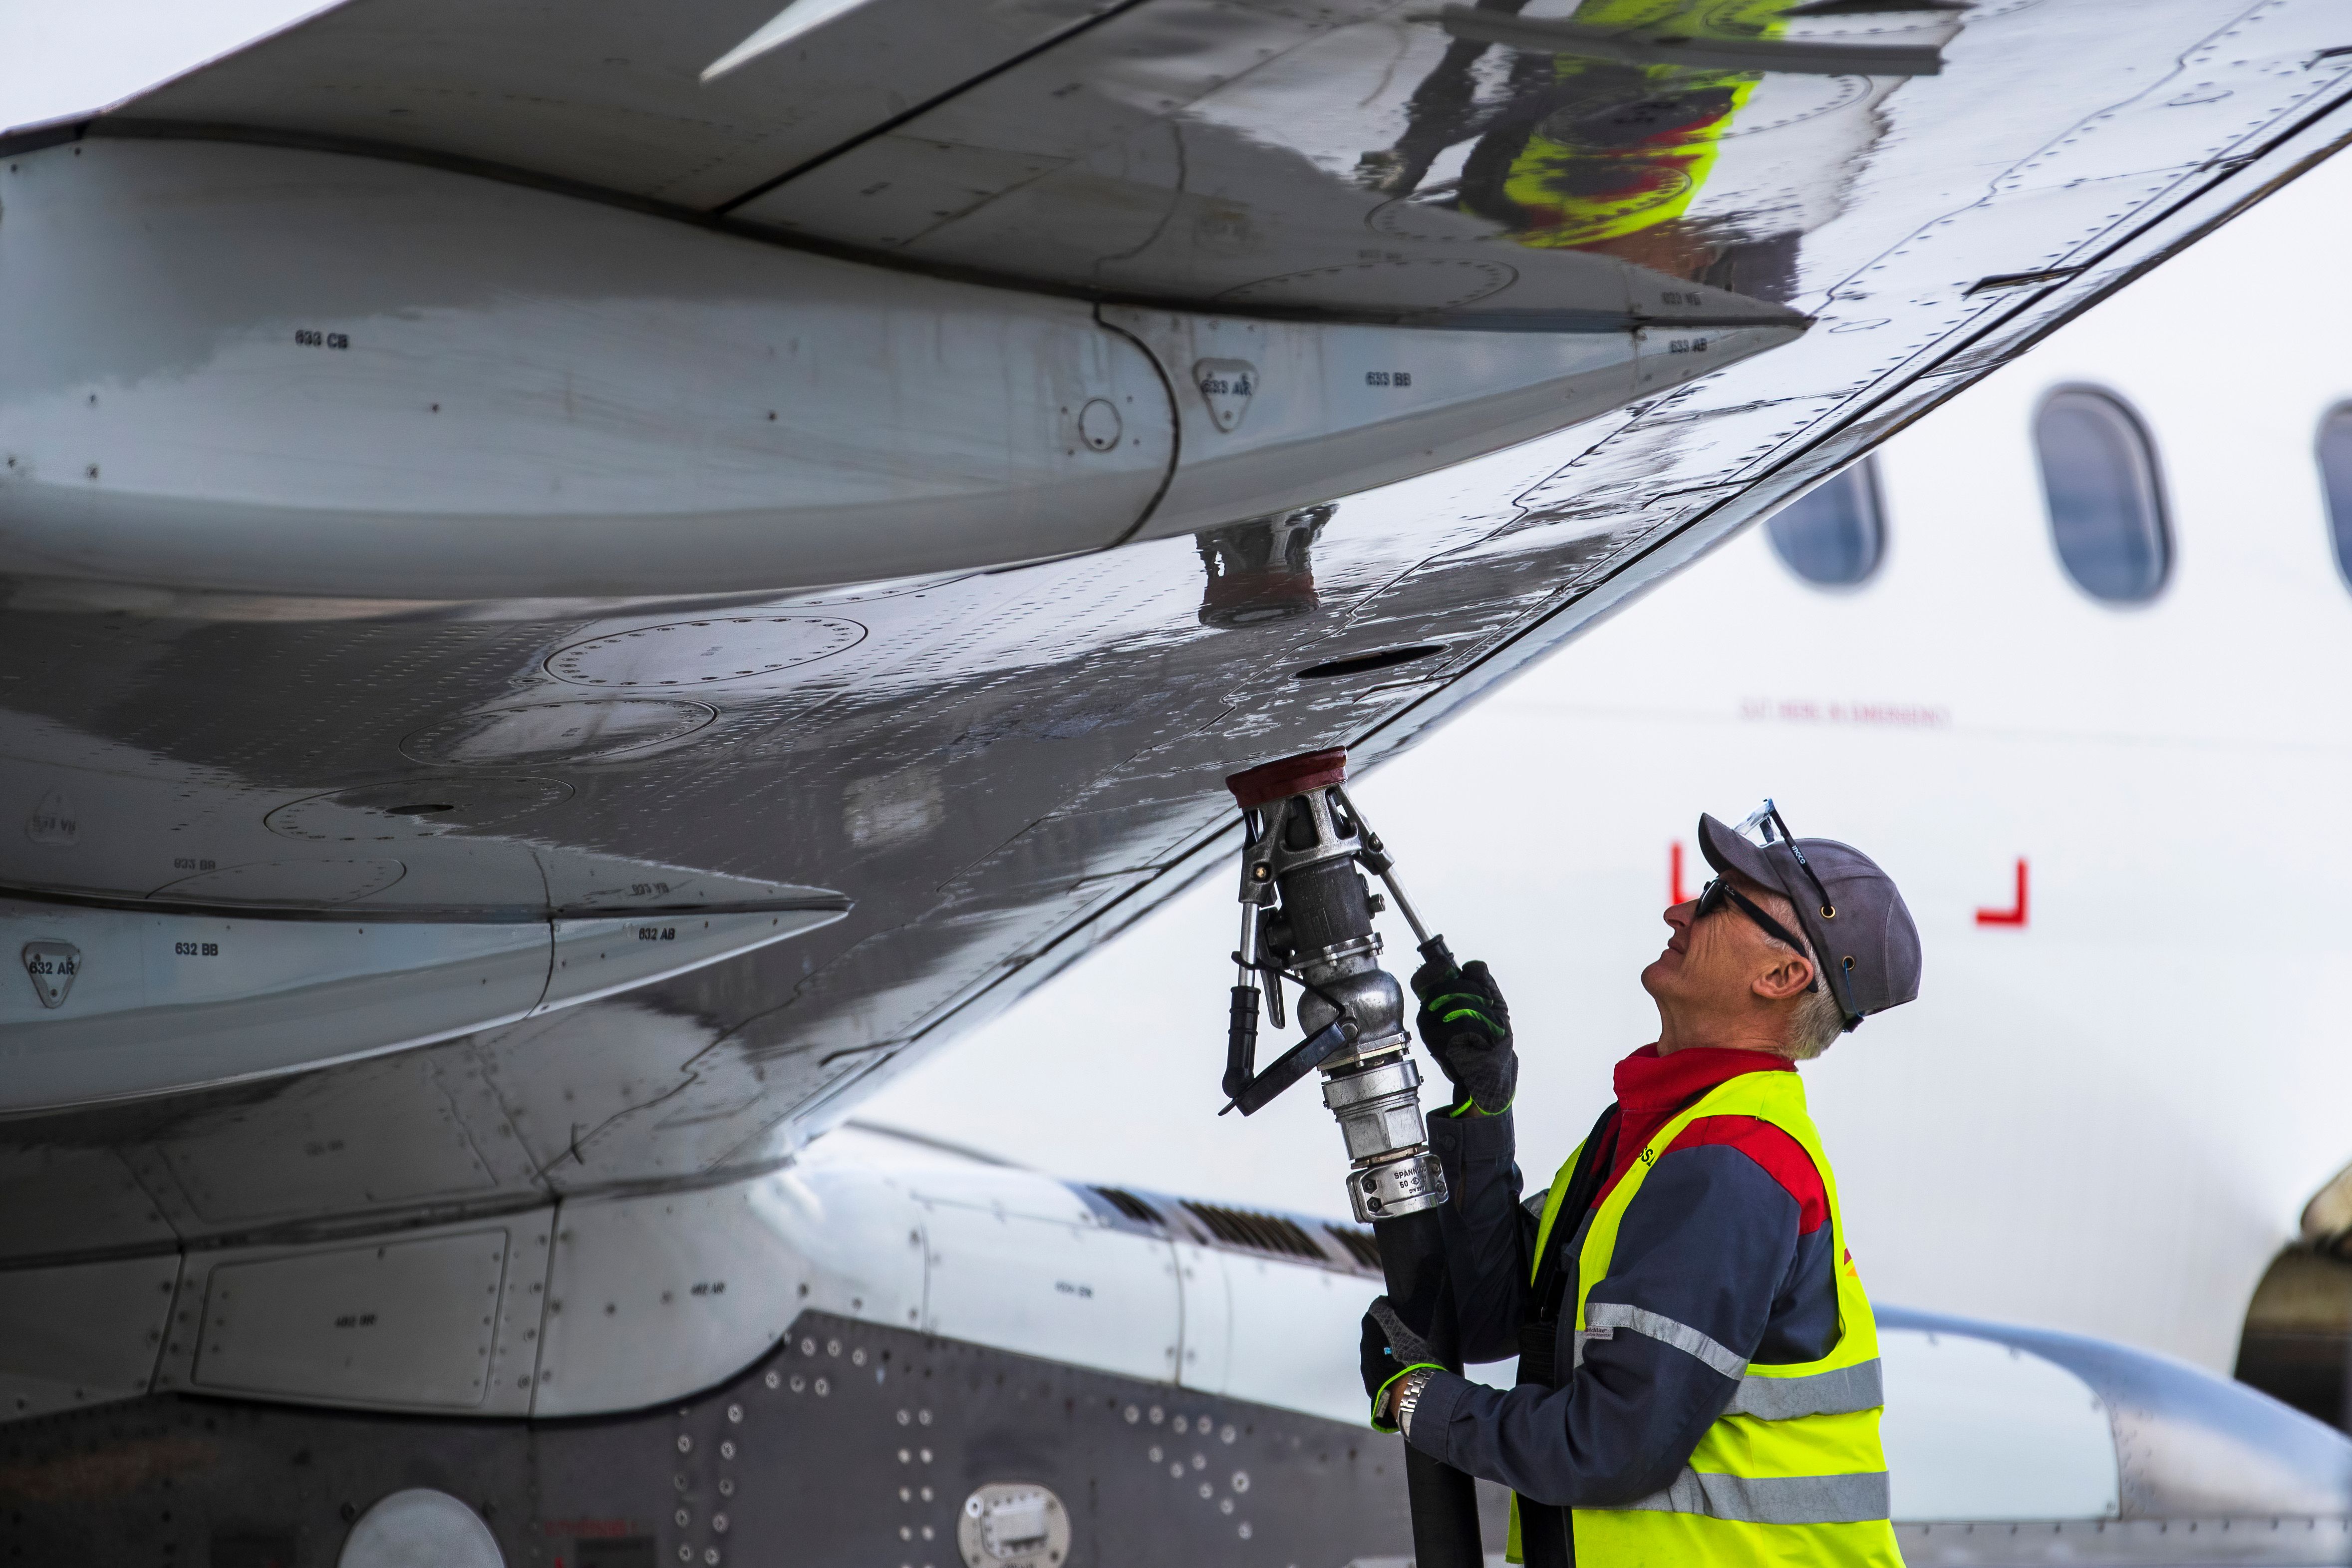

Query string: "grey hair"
[[1744, 881, 1845, 1061]]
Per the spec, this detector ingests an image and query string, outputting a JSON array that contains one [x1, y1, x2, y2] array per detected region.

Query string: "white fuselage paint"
[[0, 1125, 2128, 1529]]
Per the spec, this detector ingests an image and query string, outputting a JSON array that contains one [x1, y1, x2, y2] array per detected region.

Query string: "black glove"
[[1359, 1295, 1440, 1431], [1410, 956, 1516, 1115]]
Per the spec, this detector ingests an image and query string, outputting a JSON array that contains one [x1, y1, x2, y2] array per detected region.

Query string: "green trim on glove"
[[1429, 995, 1504, 1031], [1411, 958, 1516, 1116], [1369, 1363, 1445, 1433]]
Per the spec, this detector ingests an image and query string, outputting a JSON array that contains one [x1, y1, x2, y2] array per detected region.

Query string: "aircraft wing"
[[2, 0, 2351, 1275], [90, 0, 1814, 330], [94, 0, 1129, 213]]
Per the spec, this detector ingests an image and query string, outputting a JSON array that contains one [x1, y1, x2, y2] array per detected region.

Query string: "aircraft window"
[[1765, 457, 1884, 587], [2035, 387, 2170, 603], [2317, 406, 2352, 589]]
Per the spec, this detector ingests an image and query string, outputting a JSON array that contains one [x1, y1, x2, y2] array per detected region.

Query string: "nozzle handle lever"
[[1220, 1016, 1356, 1117], [1223, 985, 1260, 1105], [1336, 786, 1451, 967]]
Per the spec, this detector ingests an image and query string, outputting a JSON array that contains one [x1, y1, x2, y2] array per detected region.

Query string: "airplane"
[[6, 0, 2352, 1564]]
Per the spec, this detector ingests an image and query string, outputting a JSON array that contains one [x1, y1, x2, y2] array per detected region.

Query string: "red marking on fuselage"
[[1976, 859, 2029, 927]]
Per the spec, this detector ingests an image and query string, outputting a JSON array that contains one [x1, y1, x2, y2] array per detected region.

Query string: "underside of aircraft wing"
[[84, 0, 1826, 330], [88, 0, 1134, 216], [2, 0, 2351, 1313]]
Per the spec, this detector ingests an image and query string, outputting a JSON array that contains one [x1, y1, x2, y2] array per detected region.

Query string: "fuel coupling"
[[1222, 748, 1451, 1224]]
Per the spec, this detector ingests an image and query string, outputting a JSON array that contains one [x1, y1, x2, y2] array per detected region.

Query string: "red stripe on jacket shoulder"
[[1665, 1115, 1828, 1234]]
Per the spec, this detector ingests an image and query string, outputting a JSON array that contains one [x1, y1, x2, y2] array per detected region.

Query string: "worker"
[[1360, 803, 1922, 1567]]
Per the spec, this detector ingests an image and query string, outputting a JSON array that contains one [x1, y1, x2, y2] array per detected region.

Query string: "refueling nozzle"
[[1219, 747, 1453, 1223]]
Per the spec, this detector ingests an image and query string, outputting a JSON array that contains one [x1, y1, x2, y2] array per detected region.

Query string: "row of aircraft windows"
[[1765, 385, 2290, 603]]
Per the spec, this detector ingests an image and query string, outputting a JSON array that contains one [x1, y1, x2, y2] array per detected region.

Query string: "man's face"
[[1641, 873, 1801, 1018]]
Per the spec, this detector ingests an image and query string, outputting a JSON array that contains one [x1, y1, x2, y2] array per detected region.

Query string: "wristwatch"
[[1391, 1367, 1437, 1438]]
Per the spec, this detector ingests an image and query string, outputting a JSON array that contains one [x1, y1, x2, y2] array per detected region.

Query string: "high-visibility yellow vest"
[[1510, 1069, 1901, 1568]]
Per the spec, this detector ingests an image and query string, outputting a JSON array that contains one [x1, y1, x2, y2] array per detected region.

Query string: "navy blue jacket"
[[1403, 1078, 1837, 1506]]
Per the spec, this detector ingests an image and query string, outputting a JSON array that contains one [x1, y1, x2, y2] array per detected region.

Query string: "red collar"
[[1598, 1045, 1793, 1200], [1613, 1043, 1792, 1113]]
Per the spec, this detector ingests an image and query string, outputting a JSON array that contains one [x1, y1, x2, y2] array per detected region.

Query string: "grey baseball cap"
[[1696, 812, 1922, 1028]]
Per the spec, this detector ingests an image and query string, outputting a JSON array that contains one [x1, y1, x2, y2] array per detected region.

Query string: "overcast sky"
[[0, 1, 322, 130]]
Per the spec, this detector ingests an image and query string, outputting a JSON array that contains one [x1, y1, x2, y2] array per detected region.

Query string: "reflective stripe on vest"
[[1582, 1302, 1746, 1377], [1725, 1358, 1884, 1420], [1621, 1468, 1892, 1526], [1571, 1304, 1887, 1419], [1513, 1068, 1904, 1567]]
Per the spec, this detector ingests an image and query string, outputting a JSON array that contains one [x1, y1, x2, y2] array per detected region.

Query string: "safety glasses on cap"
[[1724, 799, 1864, 1031]]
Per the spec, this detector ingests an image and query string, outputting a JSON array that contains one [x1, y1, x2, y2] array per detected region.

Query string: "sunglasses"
[[1694, 876, 1817, 983], [1703, 800, 1863, 1030]]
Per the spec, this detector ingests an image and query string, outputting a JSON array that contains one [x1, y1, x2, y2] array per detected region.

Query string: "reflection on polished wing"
[[731, 0, 1952, 327], [92, 0, 1886, 330]]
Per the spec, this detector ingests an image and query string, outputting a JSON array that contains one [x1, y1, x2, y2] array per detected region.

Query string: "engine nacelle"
[[0, 139, 1799, 601]]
